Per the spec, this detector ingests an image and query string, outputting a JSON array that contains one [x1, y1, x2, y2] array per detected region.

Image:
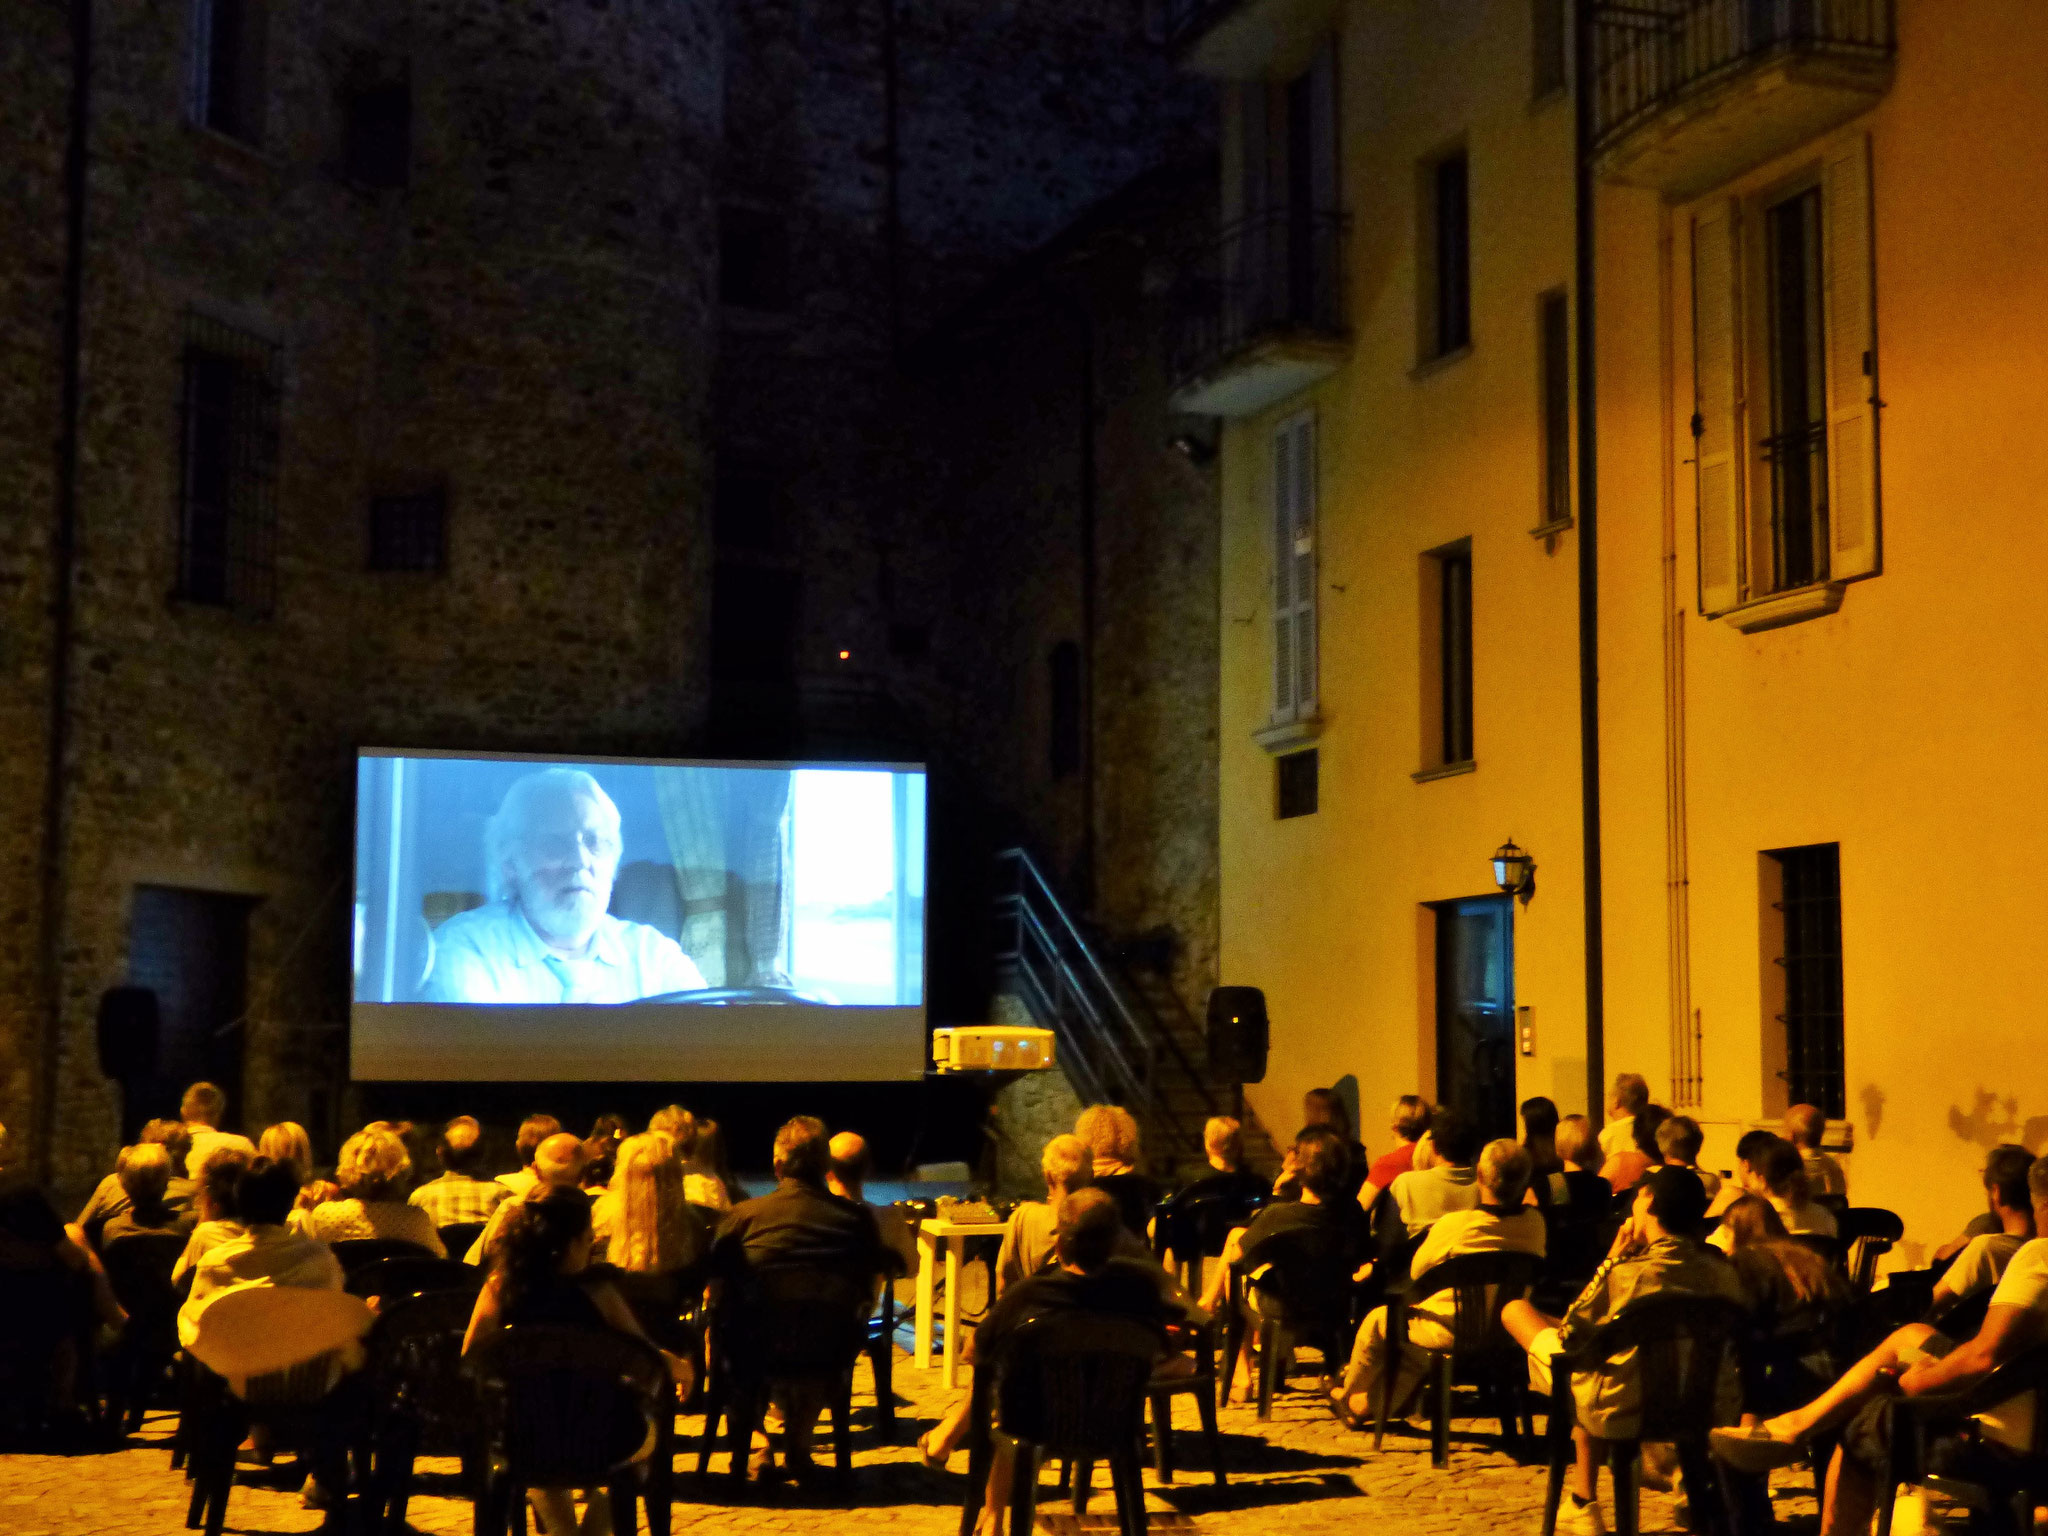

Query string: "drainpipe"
[[1573, 0, 1607, 1130], [1077, 300, 1098, 912], [38, 0, 93, 1176]]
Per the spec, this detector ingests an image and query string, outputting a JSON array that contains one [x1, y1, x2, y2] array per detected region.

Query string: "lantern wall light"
[[1492, 838, 1536, 903]]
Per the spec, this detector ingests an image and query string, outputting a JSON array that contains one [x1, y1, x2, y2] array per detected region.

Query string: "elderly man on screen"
[[424, 767, 707, 1005]]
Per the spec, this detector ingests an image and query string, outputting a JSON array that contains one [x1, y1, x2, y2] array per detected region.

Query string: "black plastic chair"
[[1153, 1182, 1267, 1294], [330, 1237, 439, 1272], [344, 1255, 483, 1303], [98, 1230, 188, 1432], [184, 1356, 367, 1536], [1837, 1208, 1905, 1293], [959, 1310, 1159, 1536], [1874, 1339, 2048, 1536], [1539, 1292, 1747, 1536], [365, 1289, 481, 1534], [1226, 1222, 1359, 1420], [436, 1221, 487, 1261], [469, 1325, 667, 1536], [1786, 1232, 1845, 1273], [696, 1266, 871, 1489], [1147, 1318, 1226, 1486], [864, 1280, 901, 1442], [1376, 1248, 1544, 1467]]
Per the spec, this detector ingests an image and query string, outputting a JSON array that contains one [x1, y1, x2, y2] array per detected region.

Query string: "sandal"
[[1328, 1391, 1368, 1432], [917, 1429, 949, 1470]]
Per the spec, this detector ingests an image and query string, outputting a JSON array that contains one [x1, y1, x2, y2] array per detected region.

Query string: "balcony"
[[1170, 206, 1348, 419], [1162, 0, 1342, 80], [1591, 0, 1895, 199]]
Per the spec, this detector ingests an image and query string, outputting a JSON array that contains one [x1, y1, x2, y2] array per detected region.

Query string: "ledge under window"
[[1408, 343, 1473, 383], [1253, 715, 1321, 754], [1717, 581, 1846, 634], [1411, 759, 1476, 784]]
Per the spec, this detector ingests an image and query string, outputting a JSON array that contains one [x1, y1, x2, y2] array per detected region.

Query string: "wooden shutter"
[[1823, 134, 1880, 582], [1691, 201, 1743, 615], [1272, 412, 1318, 721]]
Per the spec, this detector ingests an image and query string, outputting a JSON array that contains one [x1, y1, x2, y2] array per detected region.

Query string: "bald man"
[[464, 1132, 587, 1265], [410, 1115, 512, 1229], [828, 1131, 917, 1277]]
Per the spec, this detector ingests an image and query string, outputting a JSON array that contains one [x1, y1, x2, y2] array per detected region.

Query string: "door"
[[127, 885, 258, 1126], [1435, 895, 1515, 1141]]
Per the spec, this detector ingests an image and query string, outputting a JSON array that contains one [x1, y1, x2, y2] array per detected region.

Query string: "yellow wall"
[[1221, 0, 2048, 1258]]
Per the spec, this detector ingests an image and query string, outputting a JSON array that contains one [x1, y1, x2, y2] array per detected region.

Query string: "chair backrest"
[[1158, 1185, 1268, 1262], [1928, 1287, 1995, 1342], [185, 1284, 376, 1382], [1786, 1233, 1845, 1272], [1836, 1208, 1904, 1292], [345, 1255, 484, 1302], [1570, 1291, 1746, 1442], [470, 1324, 664, 1486], [100, 1231, 188, 1323], [437, 1222, 487, 1259], [1813, 1193, 1850, 1217], [1954, 1338, 2048, 1452], [1245, 1220, 1358, 1330], [995, 1310, 1160, 1455], [717, 1264, 871, 1377], [330, 1237, 438, 1271], [1409, 1249, 1545, 1357], [368, 1290, 481, 1443]]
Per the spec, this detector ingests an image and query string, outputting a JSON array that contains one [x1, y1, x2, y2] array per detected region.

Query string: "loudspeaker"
[[1206, 986, 1269, 1085], [96, 986, 161, 1082]]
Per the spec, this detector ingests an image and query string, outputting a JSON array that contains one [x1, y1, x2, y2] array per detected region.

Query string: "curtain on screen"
[[653, 767, 793, 988]]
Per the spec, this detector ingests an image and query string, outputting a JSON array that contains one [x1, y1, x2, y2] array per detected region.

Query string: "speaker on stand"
[[1205, 986, 1269, 1121]]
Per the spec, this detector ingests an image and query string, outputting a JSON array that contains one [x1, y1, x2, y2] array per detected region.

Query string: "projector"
[[931, 1026, 1056, 1073]]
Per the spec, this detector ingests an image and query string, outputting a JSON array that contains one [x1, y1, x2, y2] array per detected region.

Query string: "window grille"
[[1539, 289, 1572, 527], [1276, 748, 1318, 820], [176, 311, 280, 613], [1774, 842, 1845, 1117], [1429, 151, 1472, 358], [1439, 547, 1475, 766], [368, 489, 446, 573]]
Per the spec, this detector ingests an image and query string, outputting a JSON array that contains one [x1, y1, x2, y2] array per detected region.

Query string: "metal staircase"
[[992, 846, 1274, 1178]]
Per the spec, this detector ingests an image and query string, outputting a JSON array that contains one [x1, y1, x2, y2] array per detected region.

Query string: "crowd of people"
[[4, 1070, 2047, 1536]]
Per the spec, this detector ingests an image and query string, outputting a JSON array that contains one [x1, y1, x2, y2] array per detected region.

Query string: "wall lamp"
[[1492, 838, 1536, 903]]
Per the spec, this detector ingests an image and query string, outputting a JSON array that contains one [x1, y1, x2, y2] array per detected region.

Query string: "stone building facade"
[[3, 0, 1223, 1189]]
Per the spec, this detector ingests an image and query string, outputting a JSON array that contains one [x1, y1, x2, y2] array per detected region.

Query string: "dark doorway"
[[127, 886, 259, 1129], [1434, 894, 1515, 1141]]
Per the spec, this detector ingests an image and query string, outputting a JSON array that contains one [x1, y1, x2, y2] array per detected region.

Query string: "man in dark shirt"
[[709, 1115, 899, 1477]]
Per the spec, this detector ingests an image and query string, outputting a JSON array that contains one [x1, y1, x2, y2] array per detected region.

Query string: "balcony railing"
[[1592, 0, 1895, 156], [1170, 206, 1347, 414]]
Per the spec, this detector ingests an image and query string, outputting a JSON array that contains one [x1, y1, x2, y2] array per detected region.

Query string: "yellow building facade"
[[1179, 0, 2048, 1255]]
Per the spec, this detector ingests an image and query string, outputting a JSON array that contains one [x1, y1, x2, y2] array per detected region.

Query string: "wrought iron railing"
[[992, 848, 1218, 1168], [1591, 0, 1895, 153], [1170, 205, 1348, 390]]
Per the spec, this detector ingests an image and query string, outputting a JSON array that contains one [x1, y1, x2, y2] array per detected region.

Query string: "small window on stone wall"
[[192, 0, 269, 145], [1276, 748, 1319, 819], [176, 310, 280, 613], [344, 66, 411, 190], [720, 206, 793, 312], [368, 488, 447, 573]]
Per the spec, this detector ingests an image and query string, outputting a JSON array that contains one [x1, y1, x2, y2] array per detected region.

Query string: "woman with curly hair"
[[295, 1125, 444, 1255]]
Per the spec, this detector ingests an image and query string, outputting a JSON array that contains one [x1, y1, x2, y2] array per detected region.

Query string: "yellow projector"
[[932, 1026, 1056, 1073]]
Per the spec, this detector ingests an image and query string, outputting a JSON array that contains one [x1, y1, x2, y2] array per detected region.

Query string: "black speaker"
[[1206, 986, 1269, 1085], [96, 986, 161, 1082]]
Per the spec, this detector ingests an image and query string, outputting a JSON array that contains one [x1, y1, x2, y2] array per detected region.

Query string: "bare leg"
[[982, 1442, 1016, 1531], [924, 1391, 974, 1462], [1576, 1431, 1600, 1502], [1501, 1299, 1560, 1350], [1766, 1325, 1937, 1443], [1819, 1444, 1882, 1536], [528, 1488, 581, 1536]]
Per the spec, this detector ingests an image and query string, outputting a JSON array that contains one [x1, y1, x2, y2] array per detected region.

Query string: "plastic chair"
[[1874, 1339, 2048, 1536], [865, 1280, 902, 1441], [1836, 1208, 1905, 1293], [98, 1230, 188, 1431], [1375, 1248, 1544, 1467], [1147, 1318, 1226, 1485], [330, 1237, 439, 1272], [436, 1221, 487, 1260], [1154, 1182, 1267, 1294], [468, 1325, 667, 1536], [1225, 1222, 1359, 1420], [1787, 1233, 1846, 1273], [344, 1255, 483, 1303], [1538, 1292, 1747, 1536], [959, 1310, 1160, 1536], [363, 1289, 482, 1534]]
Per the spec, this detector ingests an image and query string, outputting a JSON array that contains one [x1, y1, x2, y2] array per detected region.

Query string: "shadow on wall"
[[1860, 1083, 1885, 1141], [1948, 1088, 2048, 1154]]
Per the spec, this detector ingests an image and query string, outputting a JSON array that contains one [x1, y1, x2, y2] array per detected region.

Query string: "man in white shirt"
[[179, 1081, 256, 1180], [423, 768, 706, 1004], [1335, 1139, 1546, 1426], [1713, 1158, 2048, 1536], [1931, 1145, 2036, 1309], [1596, 1073, 1650, 1162]]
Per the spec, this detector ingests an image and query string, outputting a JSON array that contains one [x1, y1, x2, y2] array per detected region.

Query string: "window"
[[1437, 546, 1475, 766], [714, 455, 788, 558], [1418, 148, 1471, 362], [1049, 641, 1083, 780], [720, 206, 792, 312], [1235, 42, 1342, 340], [191, 0, 267, 144], [1692, 136, 1880, 617], [1270, 411, 1317, 724], [368, 489, 446, 573], [1276, 748, 1318, 819], [1532, 0, 1569, 99], [1761, 843, 1845, 1118], [176, 311, 279, 612], [1538, 289, 1572, 529], [343, 68, 411, 189]]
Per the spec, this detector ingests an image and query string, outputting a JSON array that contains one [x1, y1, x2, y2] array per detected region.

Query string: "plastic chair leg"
[[1609, 1440, 1641, 1536], [1431, 1355, 1452, 1469], [958, 1438, 993, 1536], [1193, 1376, 1227, 1486], [1109, 1448, 1150, 1536], [1675, 1438, 1728, 1536], [1539, 1404, 1572, 1536], [870, 1337, 897, 1441], [1149, 1393, 1174, 1481], [834, 1372, 855, 1477], [1072, 1457, 1094, 1515], [1011, 1444, 1041, 1536], [1256, 1321, 1281, 1421], [606, 1475, 638, 1536], [694, 1376, 724, 1476]]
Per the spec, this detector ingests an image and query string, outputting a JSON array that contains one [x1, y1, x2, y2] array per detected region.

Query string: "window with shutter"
[[1271, 411, 1317, 723], [1823, 134, 1880, 582], [1692, 203, 1744, 616]]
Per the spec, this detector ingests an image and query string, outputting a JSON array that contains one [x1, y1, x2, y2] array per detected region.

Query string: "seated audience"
[[1929, 1145, 2036, 1310], [1180, 1115, 1269, 1206], [179, 1080, 257, 1180], [74, 1120, 195, 1243], [1295, 1088, 1368, 1200], [1523, 1097, 1563, 1184], [295, 1125, 446, 1256], [1785, 1103, 1847, 1200], [257, 1121, 334, 1212], [580, 1129, 619, 1198], [0, 1118, 126, 1424], [1710, 1158, 2048, 1536], [827, 1131, 918, 1280], [1391, 1108, 1483, 1233], [592, 1133, 707, 1347], [463, 1187, 690, 1536], [1334, 1138, 1546, 1428], [1542, 1115, 1613, 1212], [1707, 1129, 1785, 1224], [1656, 1114, 1722, 1200], [1359, 1095, 1432, 1212], [408, 1115, 513, 1229], [1503, 1167, 1744, 1536], [467, 1132, 589, 1265], [1597, 1073, 1651, 1162], [999, 1134, 1095, 1292], [174, 1144, 255, 1283], [1076, 1104, 1159, 1239], [687, 1117, 743, 1209], [1933, 1143, 2033, 1263], [1597, 1102, 1667, 1194], [96, 1142, 196, 1246], [1718, 1193, 1839, 1327], [497, 1114, 565, 1199], [1757, 1137, 1838, 1238]]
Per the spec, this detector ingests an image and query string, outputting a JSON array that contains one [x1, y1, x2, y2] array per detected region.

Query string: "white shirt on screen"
[[422, 899, 707, 1004]]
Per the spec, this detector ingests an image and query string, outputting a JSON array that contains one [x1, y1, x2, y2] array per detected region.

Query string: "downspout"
[[1076, 299, 1099, 911], [1573, 1, 1607, 1130], [39, 0, 93, 1176]]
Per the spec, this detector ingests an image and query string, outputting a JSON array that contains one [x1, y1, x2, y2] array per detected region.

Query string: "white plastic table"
[[913, 1215, 1009, 1389]]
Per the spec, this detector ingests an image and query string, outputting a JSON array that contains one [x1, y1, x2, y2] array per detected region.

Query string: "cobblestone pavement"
[[0, 1348, 1820, 1536]]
